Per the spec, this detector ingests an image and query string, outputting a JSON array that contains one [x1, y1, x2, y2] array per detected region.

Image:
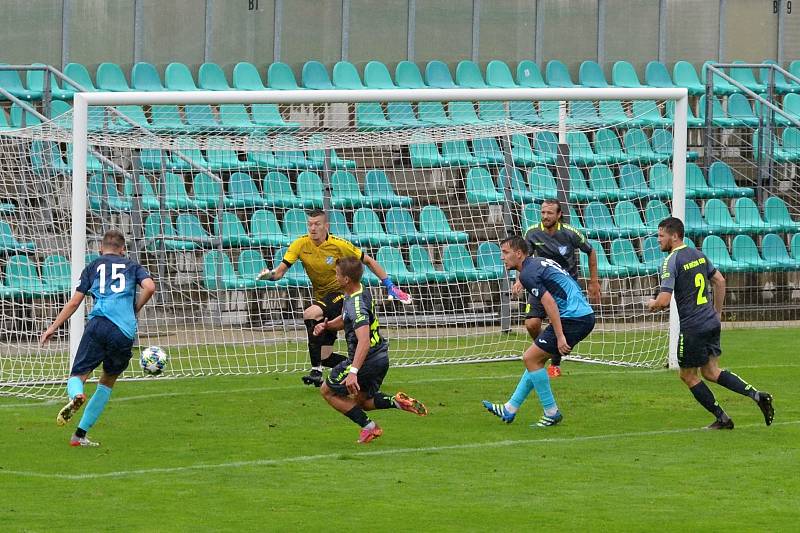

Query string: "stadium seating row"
[[145, 206, 467, 251], [2, 59, 799, 99]]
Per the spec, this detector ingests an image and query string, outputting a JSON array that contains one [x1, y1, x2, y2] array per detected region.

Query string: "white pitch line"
[[2, 420, 798, 480], [2, 362, 799, 410]]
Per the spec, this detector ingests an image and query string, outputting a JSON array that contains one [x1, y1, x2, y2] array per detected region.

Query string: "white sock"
[[544, 406, 559, 417], [364, 421, 376, 430], [503, 402, 518, 414], [312, 366, 323, 372]]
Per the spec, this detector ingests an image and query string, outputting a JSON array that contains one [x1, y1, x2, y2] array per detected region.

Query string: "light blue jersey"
[[77, 254, 152, 339], [518, 257, 593, 319]]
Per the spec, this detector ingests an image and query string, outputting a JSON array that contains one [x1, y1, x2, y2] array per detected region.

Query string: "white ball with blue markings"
[[140, 346, 168, 375]]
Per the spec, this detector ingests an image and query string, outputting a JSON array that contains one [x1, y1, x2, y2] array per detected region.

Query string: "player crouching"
[[315, 257, 427, 444]]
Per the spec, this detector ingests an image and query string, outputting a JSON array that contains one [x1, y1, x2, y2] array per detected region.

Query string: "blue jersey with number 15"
[[76, 254, 152, 339], [518, 256, 594, 319]]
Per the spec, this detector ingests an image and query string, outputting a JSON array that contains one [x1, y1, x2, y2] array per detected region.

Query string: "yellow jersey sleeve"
[[283, 237, 306, 265], [332, 236, 363, 262]]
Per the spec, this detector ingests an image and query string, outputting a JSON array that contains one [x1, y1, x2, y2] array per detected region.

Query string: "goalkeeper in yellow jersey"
[[258, 209, 411, 387]]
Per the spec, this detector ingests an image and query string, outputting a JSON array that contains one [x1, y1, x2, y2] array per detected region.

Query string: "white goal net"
[[0, 87, 688, 399]]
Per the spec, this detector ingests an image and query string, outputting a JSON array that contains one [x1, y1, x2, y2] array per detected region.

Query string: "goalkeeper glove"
[[382, 277, 412, 305], [257, 268, 275, 281]]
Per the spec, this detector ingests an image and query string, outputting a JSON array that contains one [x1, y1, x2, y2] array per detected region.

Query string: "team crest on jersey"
[[325, 256, 335, 265], [558, 245, 568, 256]]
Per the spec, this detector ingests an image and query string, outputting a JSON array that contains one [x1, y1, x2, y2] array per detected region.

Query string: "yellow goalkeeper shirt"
[[282, 234, 364, 298]]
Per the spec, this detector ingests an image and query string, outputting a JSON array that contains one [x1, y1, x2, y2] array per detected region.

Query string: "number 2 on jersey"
[[694, 272, 708, 305], [98, 263, 126, 294]]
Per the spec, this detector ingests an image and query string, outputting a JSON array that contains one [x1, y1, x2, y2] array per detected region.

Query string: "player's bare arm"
[[344, 325, 371, 395], [710, 271, 726, 319], [40, 290, 86, 346], [587, 249, 601, 304], [135, 278, 157, 313], [257, 261, 289, 281], [647, 291, 672, 312], [314, 315, 344, 336]]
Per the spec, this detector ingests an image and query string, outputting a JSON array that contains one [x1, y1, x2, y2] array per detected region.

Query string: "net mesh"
[[0, 96, 681, 399]]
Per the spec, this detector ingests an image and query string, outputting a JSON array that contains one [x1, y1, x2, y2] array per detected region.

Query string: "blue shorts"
[[534, 314, 596, 356], [71, 316, 135, 376]]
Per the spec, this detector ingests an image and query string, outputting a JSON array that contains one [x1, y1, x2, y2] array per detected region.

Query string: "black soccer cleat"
[[757, 392, 774, 426], [705, 418, 734, 430], [301, 369, 324, 387]]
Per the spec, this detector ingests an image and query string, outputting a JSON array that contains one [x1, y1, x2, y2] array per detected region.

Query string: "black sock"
[[344, 406, 371, 428], [689, 381, 727, 420], [304, 319, 322, 368], [321, 352, 347, 368], [74, 427, 87, 438], [551, 354, 562, 366], [373, 392, 396, 409], [716, 370, 759, 401]]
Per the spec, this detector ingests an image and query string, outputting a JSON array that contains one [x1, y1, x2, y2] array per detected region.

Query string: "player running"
[[258, 209, 411, 387], [315, 257, 427, 444], [647, 217, 774, 429], [40, 230, 156, 447], [483, 236, 595, 427], [513, 199, 600, 378]]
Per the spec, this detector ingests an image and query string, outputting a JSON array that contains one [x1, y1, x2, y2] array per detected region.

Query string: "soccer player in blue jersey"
[[647, 217, 774, 429], [483, 236, 595, 427], [314, 257, 427, 444], [40, 230, 156, 447]]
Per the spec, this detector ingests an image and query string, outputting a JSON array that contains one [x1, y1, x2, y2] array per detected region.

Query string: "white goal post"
[[70, 87, 688, 370]]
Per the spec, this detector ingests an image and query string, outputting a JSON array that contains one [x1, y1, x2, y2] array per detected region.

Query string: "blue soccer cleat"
[[533, 411, 563, 428], [482, 400, 516, 423]]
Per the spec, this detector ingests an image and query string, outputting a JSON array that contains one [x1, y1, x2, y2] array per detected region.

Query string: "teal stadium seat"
[[568, 101, 605, 127], [734, 197, 775, 234], [612, 61, 645, 88], [64, 63, 97, 92], [499, 167, 534, 203], [385, 208, 428, 244], [268, 62, 300, 90], [176, 214, 213, 247], [448, 101, 483, 125], [296, 171, 325, 208], [522, 203, 542, 229], [701, 62, 739, 96], [165, 63, 201, 91], [198, 63, 232, 90], [579, 61, 610, 88], [702, 235, 744, 273], [761, 233, 797, 270], [623, 129, 668, 164], [466, 167, 504, 204], [306, 133, 355, 168], [395, 61, 428, 89], [233, 62, 267, 90], [150, 104, 191, 133], [237, 250, 271, 288], [419, 205, 468, 243], [610, 238, 647, 276], [478, 101, 507, 123], [729, 61, 766, 93], [409, 133, 446, 167], [471, 137, 505, 165], [88, 174, 130, 212], [476, 242, 506, 279], [703, 198, 739, 234], [455, 61, 488, 88], [648, 163, 674, 199], [651, 128, 699, 161], [167, 137, 209, 170], [126, 174, 161, 210], [613, 201, 650, 237], [272, 134, 319, 169], [0, 221, 35, 253], [546, 60, 579, 88], [192, 173, 227, 209], [566, 131, 610, 166], [486, 60, 519, 88], [665, 100, 705, 128], [594, 129, 632, 164], [442, 139, 482, 166], [162, 172, 203, 210], [598, 101, 631, 126], [364, 61, 398, 89], [708, 162, 754, 197], [227, 172, 270, 208], [376, 247, 427, 284], [698, 95, 744, 128], [302, 61, 334, 90], [218, 104, 258, 133], [644, 199, 671, 231], [641, 236, 667, 273], [793, 233, 800, 264], [567, 166, 598, 203], [203, 251, 257, 290], [356, 102, 401, 130], [527, 166, 558, 198], [207, 138, 253, 170], [10, 105, 41, 128], [144, 213, 197, 251], [731, 235, 769, 272], [352, 208, 401, 246], [5, 255, 46, 297], [261, 171, 309, 209], [686, 162, 723, 198], [425, 60, 457, 88], [442, 244, 494, 281], [630, 100, 671, 127], [644, 61, 677, 89], [516, 60, 547, 88], [684, 199, 712, 236], [112, 105, 150, 132], [96, 62, 132, 91], [327, 210, 359, 244], [509, 133, 539, 166], [409, 244, 457, 283], [252, 103, 301, 130], [588, 165, 633, 201], [509, 101, 542, 124], [417, 101, 454, 126], [364, 170, 412, 207], [331, 170, 374, 208], [0, 65, 42, 100], [583, 202, 622, 239], [672, 61, 705, 96], [250, 210, 291, 247], [27, 63, 73, 100], [185, 104, 222, 131], [214, 212, 252, 247], [333, 61, 366, 89], [587, 240, 626, 277], [763, 196, 800, 232], [386, 102, 425, 127], [282, 209, 309, 240]]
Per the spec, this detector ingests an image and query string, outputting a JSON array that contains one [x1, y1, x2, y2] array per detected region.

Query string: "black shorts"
[[313, 292, 345, 346], [534, 314, 596, 356], [677, 326, 722, 369], [325, 350, 390, 399], [525, 293, 546, 320], [71, 316, 135, 376]]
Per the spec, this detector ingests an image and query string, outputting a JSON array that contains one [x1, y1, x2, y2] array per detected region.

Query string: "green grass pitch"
[[1, 328, 798, 531]]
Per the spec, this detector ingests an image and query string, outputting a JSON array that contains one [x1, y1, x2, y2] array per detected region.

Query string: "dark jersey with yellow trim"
[[524, 222, 592, 279], [659, 245, 720, 334], [282, 234, 363, 298], [342, 285, 387, 361]]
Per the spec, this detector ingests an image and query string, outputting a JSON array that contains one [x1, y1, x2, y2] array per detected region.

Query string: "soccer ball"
[[140, 346, 168, 375]]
